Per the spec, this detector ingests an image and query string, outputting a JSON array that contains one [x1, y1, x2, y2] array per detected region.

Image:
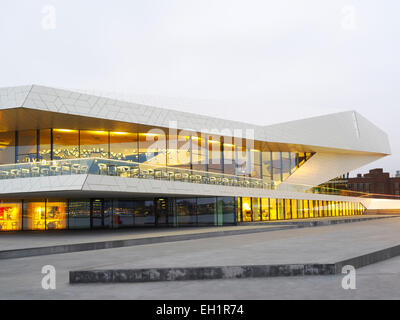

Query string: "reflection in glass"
[[110, 132, 138, 162], [0, 200, 22, 231], [197, 197, 216, 225], [46, 200, 67, 230], [80, 130, 108, 158], [53, 129, 79, 159]]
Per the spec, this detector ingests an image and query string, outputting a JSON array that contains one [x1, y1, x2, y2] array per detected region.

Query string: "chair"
[[10, 169, 21, 178], [130, 168, 140, 178], [0, 170, 9, 179], [71, 164, 81, 174], [21, 168, 30, 178], [117, 166, 130, 177], [98, 163, 108, 175], [31, 167, 40, 177], [61, 165, 71, 175], [50, 166, 60, 176], [80, 165, 89, 174], [155, 170, 162, 179], [40, 167, 50, 176]]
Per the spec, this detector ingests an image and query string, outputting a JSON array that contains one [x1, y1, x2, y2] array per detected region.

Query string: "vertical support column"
[[14, 131, 18, 163], [50, 128, 54, 161], [36, 129, 40, 162]]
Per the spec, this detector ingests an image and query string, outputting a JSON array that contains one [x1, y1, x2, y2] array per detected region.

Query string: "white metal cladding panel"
[[0, 86, 32, 109], [82, 175, 365, 203], [22, 85, 254, 135], [15, 85, 390, 155], [281, 152, 384, 191], [0, 175, 87, 194], [259, 111, 390, 155]]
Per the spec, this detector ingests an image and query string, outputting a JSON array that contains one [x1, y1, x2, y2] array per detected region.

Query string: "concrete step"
[[69, 243, 400, 283]]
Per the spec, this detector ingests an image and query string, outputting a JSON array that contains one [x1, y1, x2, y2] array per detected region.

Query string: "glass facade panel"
[[281, 152, 291, 181], [197, 197, 216, 225], [133, 200, 155, 225], [223, 139, 235, 175], [262, 151, 272, 182], [46, 200, 67, 230], [23, 200, 46, 230], [219, 197, 235, 225], [110, 132, 138, 162], [241, 197, 252, 222], [39, 129, 52, 161], [176, 198, 197, 225], [272, 152, 281, 183], [252, 197, 261, 221], [53, 129, 79, 160], [292, 199, 297, 219], [80, 130, 109, 158], [17, 130, 37, 163], [270, 198, 277, 220], [112, 199, 134, 228], [250, 149, 261, 179], [277, 199, 284, 220], [208, 136, 222, 173], [284, 198, 291, 219], [261, 198, 269, 220], [0, 200, 22, 231], [191, 134, 206, 172], [68, 199, 91, 229], [0, 131, 15, 165]]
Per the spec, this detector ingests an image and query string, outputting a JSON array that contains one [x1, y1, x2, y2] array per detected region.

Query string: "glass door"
[[155, 198, 168, 226], [91, 199, 104, 229]]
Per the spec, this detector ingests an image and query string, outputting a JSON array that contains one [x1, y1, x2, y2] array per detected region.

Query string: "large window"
[[197, 197, 216, 225], [281, 152, 291, 181], [0, 200, 22, 231], [39, 129, 52, 161], [0, 131, 15, 165], [261, 198, 269, 220], [46, 200, 67, 230], [208, 135, 222, 173], [241, 197, 252, 222], [80, 130, 109, 158], [53, 129, 79, 160], [272, 152, 281, 183], [218, 197, 235, 225], [192, 134, 206, 172], [167, 132, 189, 169], [133, 200, 155, 225], [110, 132, 138, 162], [112, 199, 134, 228], [250, 148, 261, 179], [262, 151, 272, 182], [176, 198, 197, 225], [68, 199, 90, 229], [23, 200, 46, 230], [223, 141, 235, 175], [17, 130, 37, 163]]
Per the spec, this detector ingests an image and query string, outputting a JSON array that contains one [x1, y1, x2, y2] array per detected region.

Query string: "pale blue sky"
[[0, 0, 399, 175]]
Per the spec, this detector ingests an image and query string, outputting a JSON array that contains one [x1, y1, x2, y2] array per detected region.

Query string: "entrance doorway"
[[90, 199, 111, 229]]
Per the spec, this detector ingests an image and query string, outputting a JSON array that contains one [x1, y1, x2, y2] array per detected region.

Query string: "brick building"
[[347, 169, 400, 198]]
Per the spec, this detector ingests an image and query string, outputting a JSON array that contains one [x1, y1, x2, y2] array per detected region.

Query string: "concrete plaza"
[[0, 216, 399, 299]]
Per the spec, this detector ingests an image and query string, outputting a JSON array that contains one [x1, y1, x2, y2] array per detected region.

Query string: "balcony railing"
[[0, 158, 276, 189], [0, 157, 381, 198]]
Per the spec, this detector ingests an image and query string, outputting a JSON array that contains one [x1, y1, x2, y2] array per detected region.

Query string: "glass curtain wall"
[[0, 128, 315, 184]]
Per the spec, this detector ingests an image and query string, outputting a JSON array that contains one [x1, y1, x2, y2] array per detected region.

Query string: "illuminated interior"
[[0, 201, 22, 231], [0, 128, 314, 184]]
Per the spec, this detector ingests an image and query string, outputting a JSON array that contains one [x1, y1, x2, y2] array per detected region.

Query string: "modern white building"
[[0, 85, 392, 231]]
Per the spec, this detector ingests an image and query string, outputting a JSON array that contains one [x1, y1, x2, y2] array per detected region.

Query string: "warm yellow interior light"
[[54, 129, 76, 133]]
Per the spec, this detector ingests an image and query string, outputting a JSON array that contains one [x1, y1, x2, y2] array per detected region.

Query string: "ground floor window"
[[0, 197, 365, 231]]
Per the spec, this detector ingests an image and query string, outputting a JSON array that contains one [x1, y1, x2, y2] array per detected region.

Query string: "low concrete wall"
[[70, 244, 400, 283]]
